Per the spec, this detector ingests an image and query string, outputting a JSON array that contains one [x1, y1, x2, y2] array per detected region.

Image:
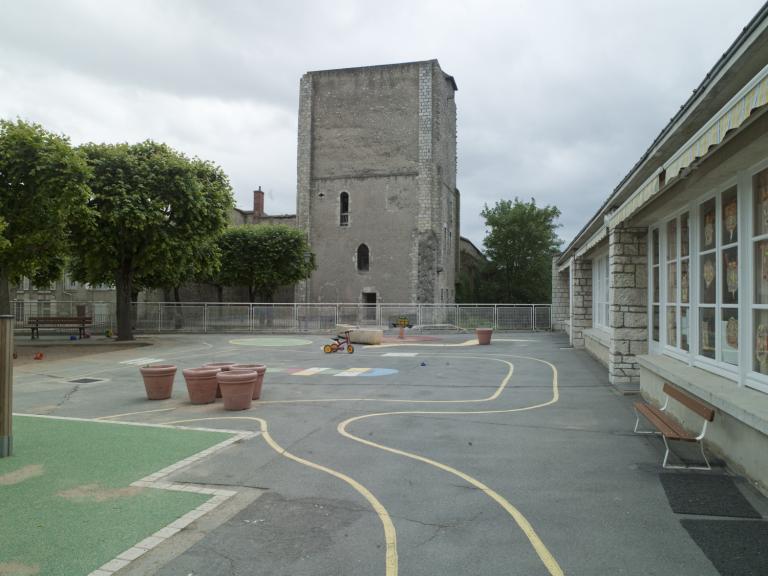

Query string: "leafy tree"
[[69, 141, 233, 340], [217, 224, 315, 302], [481, 198, 562, 303], [0, 119, 90, 314]]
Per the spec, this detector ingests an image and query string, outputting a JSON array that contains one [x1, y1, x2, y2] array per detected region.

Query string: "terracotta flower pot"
[[182, 367, 219, 405], [139, 364, 177, 400], [216, 370, 256, 411], [232, 364, 267, 399], [476, 328, 493, 345], [203, 362, 236, 398]]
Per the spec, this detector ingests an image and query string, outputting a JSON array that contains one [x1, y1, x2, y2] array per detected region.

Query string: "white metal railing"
[[9, 301, 552, 334]]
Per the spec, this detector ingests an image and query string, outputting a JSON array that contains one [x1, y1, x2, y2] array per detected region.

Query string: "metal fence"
[[10, 301, 552, 334]]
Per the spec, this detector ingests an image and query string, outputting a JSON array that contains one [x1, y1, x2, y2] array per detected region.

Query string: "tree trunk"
[[116, 261, 134, 341], [0, 266, 10, 316], [173, 286, 182, 329], [248, 286, 255, 303]]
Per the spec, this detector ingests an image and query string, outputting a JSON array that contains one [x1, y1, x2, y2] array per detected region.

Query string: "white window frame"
[[592, 250, 609, 331], [647, 157, 768, 394]]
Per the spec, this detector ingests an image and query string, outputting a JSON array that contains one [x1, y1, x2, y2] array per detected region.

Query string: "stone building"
[[552, 3, 768, 488], [295, 60, 460, 304]]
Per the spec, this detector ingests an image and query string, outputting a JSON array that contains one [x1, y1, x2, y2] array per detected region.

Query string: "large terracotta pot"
[[139, 364, 177, 400], [232, 364, 267, 399], [217, 370, 256, 411], [476, 328, 493, 345], [182, 367, 219, 404], [203, 362, 236, 398]]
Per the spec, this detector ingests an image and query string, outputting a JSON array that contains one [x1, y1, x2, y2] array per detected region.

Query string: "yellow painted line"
[[377, 339, 480, 348], [94, 407, 178, 420], [337, 356, 563, 576], [293, 367, 330, 376], [335, 367, 371, 377], [163, 416, 398, 576]]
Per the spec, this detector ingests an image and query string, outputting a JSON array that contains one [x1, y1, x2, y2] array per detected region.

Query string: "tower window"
[[357, 244, 369, 272], [340, 192, 349, 226]]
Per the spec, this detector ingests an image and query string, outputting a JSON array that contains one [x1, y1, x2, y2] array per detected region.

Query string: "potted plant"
[[231, 363, 267, 399], [182, 367, 219, 404], [476, 327, 493, 345], [216, 369, 256, 411], [139, 364, 177, 400]]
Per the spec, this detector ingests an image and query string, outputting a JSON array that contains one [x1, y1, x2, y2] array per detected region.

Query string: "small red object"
[[34, 352, 44, 360]]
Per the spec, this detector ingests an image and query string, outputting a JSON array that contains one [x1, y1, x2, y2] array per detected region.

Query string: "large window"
[[592, 252, 609, 329], [357, 244, 369, 272], [649, 161, 768, 394]]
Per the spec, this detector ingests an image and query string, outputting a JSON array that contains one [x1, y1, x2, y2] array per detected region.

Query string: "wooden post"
[[0, 315, 13, 457]]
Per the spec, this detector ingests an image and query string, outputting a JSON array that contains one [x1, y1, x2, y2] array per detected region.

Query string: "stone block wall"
[[570, 257, 592, 347], [551, 256, 570, 332], [608, 225, 648, 388]]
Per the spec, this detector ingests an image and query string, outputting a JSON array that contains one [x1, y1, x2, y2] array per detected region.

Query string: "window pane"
[[667, 219, 677, 260], [722, 247, 738, 304], [754, 310, 768, 374], [667, 307, 677, 347], [721, 187, 738, 244], [700, 308, 715, 359], [681, 307, 690, 351], [681, 213, 690, 257], [700, 198, 716, 251], [754, 240, 768, 304], [721, 308, 738, 366], [681, 259, 690, 304], [667, 262, 677, 302], [653, 266, 659, 303], [652, 306, 659, 342], [753, 167, 768, 237], [700, 253, 716, 304], [652, 229, 659, 265]]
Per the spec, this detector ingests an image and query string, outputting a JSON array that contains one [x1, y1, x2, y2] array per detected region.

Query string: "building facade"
[[553, 4, 768, 489], [296, 60, 460, 304]]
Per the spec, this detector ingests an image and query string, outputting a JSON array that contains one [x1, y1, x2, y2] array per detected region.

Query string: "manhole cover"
[[67, 377, 104, 384]]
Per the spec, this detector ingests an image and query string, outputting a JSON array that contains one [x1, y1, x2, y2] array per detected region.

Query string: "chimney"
[[253, 186, 264, 218]]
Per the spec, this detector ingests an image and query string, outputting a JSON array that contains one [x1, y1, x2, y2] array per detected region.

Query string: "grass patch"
[[0, 416, 232, 575]]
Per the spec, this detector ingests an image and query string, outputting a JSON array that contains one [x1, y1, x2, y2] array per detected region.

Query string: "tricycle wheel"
[[346, 344, 354, 354], [323, 344, 333, 353]]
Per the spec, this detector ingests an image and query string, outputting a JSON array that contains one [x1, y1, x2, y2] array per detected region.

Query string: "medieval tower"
[[296, 60, 459, 304]]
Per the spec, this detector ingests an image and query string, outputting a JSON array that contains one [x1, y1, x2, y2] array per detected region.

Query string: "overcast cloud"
[[1, 0, 764, 249]]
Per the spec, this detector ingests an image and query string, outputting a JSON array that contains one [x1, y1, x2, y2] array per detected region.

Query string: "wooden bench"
[[27, 316, 92, 340], [634, 382, 715, 470]]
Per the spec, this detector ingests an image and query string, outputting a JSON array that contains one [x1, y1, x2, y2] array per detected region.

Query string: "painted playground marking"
[[269, 367, 399, 378], [119, 357, 164, 366], [382, 352, 419, 357], [229, 337, 313, 347]]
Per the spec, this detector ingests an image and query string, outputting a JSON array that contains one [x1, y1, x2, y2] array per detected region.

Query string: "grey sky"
[[1, 0, 764, 249]]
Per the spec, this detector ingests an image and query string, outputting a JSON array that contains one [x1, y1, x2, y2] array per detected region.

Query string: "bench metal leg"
[[661, 436, 711, 471], [633, 408, 659, 435]]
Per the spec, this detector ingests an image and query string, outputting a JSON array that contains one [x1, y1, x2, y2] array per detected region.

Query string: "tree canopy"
[[217, 224, 315, 302], [480, 198, 562, 303], [0, 119, 90, 314], [69, 141, 233, 339]]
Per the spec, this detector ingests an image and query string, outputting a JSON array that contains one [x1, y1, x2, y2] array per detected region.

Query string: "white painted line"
[[119, 357, 165, 366], [382, 352, 418, 357], [335, 368, 370, 377]]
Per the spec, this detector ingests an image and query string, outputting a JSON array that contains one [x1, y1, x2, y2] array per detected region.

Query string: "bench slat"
[[662, 383, 715, 422], [634, 402, 695, 441]]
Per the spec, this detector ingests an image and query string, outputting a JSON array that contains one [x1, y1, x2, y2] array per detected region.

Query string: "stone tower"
[[296, 60, 459, 304]]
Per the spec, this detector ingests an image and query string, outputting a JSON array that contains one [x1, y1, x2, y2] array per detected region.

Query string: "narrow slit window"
[[340, 192, 349, 226], [357, 244, 369, 271]]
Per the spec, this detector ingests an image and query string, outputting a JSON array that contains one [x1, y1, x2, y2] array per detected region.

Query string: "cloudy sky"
[[1, 0, 764, 249]]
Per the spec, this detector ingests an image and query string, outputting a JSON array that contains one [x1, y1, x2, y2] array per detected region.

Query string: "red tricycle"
[[323, 330, 354, 354]]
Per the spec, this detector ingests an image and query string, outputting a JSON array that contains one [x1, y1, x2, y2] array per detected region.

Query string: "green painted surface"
[[0, 416, 231, 576]]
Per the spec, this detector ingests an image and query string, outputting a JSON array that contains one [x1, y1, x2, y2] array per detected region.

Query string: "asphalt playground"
[[3, 331, 767, 575]]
